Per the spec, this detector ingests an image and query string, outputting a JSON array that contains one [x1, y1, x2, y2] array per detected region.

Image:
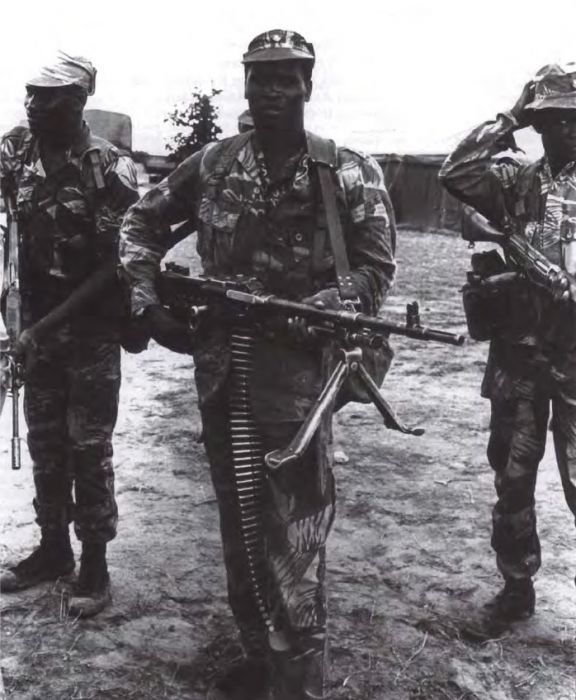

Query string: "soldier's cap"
[[525, 63, 576, 112], [242, 29, 315, 65], [26, 51, 97, 96]]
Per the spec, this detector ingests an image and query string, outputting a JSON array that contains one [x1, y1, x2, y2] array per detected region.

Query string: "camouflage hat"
[[242, 29, 315, 64], [525, 63, 576, 111], [26, 51, 97, 96]]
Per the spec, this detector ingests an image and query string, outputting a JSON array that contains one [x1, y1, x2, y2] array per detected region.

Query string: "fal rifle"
[[1, 185, 24, 469], [158, 264, 465, 470], [0, 244, 120, 470], [461, 204, 576, 298]]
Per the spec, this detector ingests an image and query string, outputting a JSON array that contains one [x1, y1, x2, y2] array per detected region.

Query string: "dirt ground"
[[1, 230, 575, 700]]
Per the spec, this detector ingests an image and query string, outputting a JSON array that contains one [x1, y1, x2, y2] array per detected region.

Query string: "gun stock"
[[461, 205, 507, 244]]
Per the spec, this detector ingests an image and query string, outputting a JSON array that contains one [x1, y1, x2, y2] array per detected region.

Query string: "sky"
[[1, 0, 576, 158]]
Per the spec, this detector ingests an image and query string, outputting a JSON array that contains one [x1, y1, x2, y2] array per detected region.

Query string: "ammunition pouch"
[[462, 250, 535, 341]]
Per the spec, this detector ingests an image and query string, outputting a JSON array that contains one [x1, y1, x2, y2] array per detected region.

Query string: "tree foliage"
[[165, 87, 222, 163]]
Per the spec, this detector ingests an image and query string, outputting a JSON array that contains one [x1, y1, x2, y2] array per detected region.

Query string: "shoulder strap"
[[205, 131, 253, 189], [306, 132, 357, 301]]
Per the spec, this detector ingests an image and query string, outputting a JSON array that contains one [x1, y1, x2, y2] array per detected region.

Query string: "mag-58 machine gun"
[[159, 263, 465, 471]]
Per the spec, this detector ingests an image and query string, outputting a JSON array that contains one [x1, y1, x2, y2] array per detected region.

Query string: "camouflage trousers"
[[486, 354, 576, 580], [201, 391, 336, 700], [24, 330, 120, 543]]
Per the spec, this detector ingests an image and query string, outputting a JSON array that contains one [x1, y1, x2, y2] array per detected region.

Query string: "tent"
[[84, 109, 132, 154], [375, 153, 463, 233]]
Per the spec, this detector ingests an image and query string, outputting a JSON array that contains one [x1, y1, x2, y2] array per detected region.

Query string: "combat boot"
[[206, 657, 271, 700], [0, 530, 75, 592], [485, 578, 535, 623], [67, 542, 111, 618]]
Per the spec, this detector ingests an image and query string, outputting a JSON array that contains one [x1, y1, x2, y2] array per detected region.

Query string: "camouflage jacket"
[[439, 113, 576, 395], [0, 122, 139, 330], [120, 131, 396, 418]]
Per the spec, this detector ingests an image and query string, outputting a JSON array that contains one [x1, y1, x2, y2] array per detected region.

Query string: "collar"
[[235, 131, 309, 186], [540, 155, 576, 186], [25, 121, 94, 179]]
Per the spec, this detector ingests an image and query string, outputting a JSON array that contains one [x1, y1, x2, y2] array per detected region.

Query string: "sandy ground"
[[1, 230, 575, 700]]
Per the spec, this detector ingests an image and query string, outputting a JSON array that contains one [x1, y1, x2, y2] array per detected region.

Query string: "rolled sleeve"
[[439, 112, 521, 221], [338, 151, 397, 312], [119, 149, 204, 314]]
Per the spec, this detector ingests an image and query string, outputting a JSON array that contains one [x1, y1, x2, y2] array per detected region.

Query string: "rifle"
[[159, 264, 465, 470], [461, 204, 576, 298], [0, 248, 120, 469], [1, 185, 24, 469]]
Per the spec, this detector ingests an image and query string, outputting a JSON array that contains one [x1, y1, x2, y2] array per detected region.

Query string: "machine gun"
[[1, 186, 24, 469], [159, 264, 465, 470]]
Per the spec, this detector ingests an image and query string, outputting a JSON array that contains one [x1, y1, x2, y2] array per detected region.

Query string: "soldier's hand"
[[301, 288, 344, 311], [144, 305, 195, 354], [14, 329, 38, 360], [550, 270, 576, 303], [510, 80, 535, 128]]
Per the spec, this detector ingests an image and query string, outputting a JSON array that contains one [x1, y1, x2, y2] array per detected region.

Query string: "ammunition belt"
[[229, 326, 275, 635]]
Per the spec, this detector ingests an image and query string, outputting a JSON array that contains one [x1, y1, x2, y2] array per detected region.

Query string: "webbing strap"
[[307, 132, 357, 300]]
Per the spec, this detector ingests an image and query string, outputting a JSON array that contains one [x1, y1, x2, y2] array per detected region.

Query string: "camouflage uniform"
[[440, 113, 576, 582], [0, 123, 139, 543], [120, 130, 395, 693]]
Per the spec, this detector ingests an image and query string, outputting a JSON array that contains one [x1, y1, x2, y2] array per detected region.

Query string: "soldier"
[[440, 64, 576, 624], [0, 53, 139, 617], [120, 29, 396, 700]]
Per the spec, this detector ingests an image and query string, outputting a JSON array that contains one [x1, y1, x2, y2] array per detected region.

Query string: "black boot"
[[206, 657, 271, 700], [485, 578, 535, 623], [67, 542, 111, 618], [0, 530, 75, 592]]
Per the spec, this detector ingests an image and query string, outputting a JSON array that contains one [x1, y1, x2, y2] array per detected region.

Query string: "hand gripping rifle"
[[0, 184, 24, 469], [159, 265, 465, 470], [461, 204, 576, 297]]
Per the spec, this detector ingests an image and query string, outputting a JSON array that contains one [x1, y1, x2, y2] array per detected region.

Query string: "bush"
[[165, 88, 222, 164]]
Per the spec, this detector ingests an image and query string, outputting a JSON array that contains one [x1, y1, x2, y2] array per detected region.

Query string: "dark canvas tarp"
[[375, 154, 463, 233]]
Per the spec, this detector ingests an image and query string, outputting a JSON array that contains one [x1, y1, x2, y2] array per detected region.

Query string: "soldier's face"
[[244, 61, 312, 131], [25, 86, 86, 142], [533, 109, 576, 165]]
